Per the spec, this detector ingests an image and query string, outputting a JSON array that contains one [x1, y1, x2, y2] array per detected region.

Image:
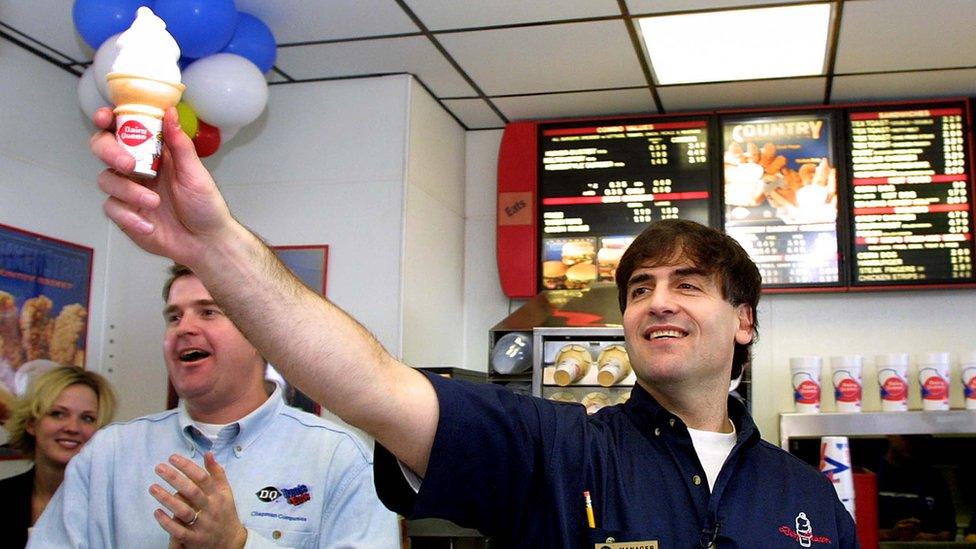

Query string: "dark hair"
[[614, 219, 762, 378], [162, 264, 194, 302]]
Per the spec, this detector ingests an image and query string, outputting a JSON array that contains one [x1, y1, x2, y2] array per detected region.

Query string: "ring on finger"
[[187, 509, 201, 526]]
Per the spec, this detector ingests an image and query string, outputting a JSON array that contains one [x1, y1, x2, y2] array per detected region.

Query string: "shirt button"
[[235, 445, 243, 453], [272, 531, 282, 540], [669, 418, 675, 427], [692, 475, 702, 485], [654, 428, 661, 436]]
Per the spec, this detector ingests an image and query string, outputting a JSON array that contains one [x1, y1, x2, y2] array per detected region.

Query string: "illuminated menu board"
[[537, 118, 713, 290], [847, 105, 975, 284], [721, 112, 842, 287]]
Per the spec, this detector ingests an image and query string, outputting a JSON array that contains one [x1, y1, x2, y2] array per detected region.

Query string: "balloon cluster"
[[74, 0, 275, 157]]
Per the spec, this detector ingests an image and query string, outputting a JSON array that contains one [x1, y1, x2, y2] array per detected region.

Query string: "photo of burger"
[[542, 260, 568, 289], [564, 262, 597, 289], [560, 240, 595, 265], [597, 246, 624, 281]]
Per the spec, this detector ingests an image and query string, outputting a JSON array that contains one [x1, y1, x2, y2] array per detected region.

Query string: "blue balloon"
[[220, 12, 277, 73], [72, 0, 152, 50], [154, 0, 237, 59]]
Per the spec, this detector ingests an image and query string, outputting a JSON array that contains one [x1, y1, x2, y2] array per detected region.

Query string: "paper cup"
[[820, 436, 855, 519], [790, 356, 822, 413], [830, 355, 863, 413], [962, 351, 976, 410], [918, 352, 951, 411], [876, 353, 909, 411]]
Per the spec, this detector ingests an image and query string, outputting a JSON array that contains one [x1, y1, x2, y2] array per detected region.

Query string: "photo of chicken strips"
[[0, 291, 23, 370], [726, 141, 836, 222], [20, 295, 53, 362], [50, 304, 87, 366]]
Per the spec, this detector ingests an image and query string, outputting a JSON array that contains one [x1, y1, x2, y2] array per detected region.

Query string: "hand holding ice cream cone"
[[105, 7, 184, 178]]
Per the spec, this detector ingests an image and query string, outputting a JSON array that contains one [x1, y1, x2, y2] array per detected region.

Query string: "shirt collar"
[[622, 382, 760, 444], [178, 383, 285, 454]]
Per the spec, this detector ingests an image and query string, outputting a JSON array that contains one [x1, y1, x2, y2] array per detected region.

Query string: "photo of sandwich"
[[564, 262, 597, 289], [561, 240, 595, 265], [542, 260, 568, 289]]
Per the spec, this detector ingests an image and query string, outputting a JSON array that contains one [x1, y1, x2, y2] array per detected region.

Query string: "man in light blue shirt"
[[30, 266, 399, 548]]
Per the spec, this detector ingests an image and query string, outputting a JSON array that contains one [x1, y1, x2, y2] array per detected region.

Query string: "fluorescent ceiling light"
[[639, 4, 832, 85]]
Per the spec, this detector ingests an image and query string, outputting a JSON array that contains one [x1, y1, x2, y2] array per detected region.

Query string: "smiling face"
[[163, 275, 266, 413], [622, 261, 754, 389], [27, 383, 98, 468]]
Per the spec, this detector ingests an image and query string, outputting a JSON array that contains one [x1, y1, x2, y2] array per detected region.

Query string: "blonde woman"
[[2, 366, 116, 546]]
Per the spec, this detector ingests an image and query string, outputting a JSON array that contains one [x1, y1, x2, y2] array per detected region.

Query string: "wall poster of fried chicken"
[[0, 224, 93, 420], [721, 112, 842, 287]]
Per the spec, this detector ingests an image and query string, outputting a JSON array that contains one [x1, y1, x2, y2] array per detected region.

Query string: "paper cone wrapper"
[[106, 72, 185, 178]]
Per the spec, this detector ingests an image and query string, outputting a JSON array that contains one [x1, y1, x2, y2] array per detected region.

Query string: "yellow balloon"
[[176, 102, 199, 139]]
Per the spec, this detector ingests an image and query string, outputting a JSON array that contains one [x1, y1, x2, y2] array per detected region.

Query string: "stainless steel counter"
[[779, 410, 976, 449]]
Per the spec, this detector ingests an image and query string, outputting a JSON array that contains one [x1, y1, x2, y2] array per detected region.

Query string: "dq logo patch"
[[255, 484, 311, 506]]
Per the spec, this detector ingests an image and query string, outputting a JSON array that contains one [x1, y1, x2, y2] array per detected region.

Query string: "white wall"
[[462, 130, 510, 372], [213, 76, 414, 355], [460, 128, 976, 443], [401, 79, 466, 367]]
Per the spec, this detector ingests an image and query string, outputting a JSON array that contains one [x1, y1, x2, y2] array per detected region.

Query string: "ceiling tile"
[[438, 20, 646, 96], [626, 0, 810, 15], [658, 77, 826, 111], [0, 0, 89, 62], [835, 0, 976, 73], [440, 98, 506, 129], [275, 37, 475, 97], [406, 0, 620, 30], [831, 69, 976, 103], [235, 0, 418, 44], [493, 88, 657, 122]]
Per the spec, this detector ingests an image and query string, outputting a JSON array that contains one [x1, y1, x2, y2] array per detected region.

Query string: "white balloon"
[[183, 53, 268, 128], [91, 33, 121, 101], [78, 66, 113, 120]]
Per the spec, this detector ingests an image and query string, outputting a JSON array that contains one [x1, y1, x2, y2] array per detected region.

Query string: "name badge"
[[594, 541, 659, 549]]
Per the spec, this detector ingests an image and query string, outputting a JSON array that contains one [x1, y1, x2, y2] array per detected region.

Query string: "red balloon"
[[193, 120, 221, 158]]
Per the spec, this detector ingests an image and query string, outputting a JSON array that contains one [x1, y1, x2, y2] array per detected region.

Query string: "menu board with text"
[[721, 112, 842, 287], [847, 105, 974, 285], [537, 118, 713, 290]]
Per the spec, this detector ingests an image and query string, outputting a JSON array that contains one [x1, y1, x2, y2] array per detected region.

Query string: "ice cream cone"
[[106, 72, 184, 117], [106, 72, 185, 178]]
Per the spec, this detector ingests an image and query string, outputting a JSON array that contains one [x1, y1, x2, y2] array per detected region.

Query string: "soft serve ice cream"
[[105, 7, 184, 177]]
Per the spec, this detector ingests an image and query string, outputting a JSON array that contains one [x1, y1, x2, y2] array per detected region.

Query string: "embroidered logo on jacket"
[[777, 512, 833, 546], [255, 484, 311, 506]]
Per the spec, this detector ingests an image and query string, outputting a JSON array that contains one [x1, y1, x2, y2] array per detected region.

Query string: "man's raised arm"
[[92, 107, 438, 476]]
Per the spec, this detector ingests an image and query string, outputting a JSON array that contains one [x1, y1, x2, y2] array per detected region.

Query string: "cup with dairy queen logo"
[[790, 356, 822, 413], [876, 353, 909, 411], [917, 352, 951, 411], [830, 355, 863, 413], [961, 350, 976, 410]]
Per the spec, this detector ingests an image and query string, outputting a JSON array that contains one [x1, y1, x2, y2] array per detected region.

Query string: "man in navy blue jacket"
[[90, 107, 857, 547]]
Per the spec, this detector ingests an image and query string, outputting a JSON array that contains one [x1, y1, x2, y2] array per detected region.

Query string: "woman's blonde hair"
[[5, 366, 117, 457]]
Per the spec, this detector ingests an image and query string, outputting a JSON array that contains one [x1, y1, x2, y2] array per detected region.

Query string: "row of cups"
[[790, 351, 976, 413]]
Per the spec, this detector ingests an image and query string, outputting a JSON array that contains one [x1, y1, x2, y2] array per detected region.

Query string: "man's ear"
[[734, 304, 754, 345], [25, 419, 36, 437]]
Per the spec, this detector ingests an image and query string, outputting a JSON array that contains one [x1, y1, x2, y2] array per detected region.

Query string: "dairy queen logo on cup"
[[834, 377, 861, 403], [920, 368, 949, 401], [117, 119, 153, 145], [114, 113, 164, 177], [795, 378, 820, 404], [879, 370, 907, 401]]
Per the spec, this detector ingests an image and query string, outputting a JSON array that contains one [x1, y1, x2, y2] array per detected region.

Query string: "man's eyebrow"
[[674, 267, 708, 278], [626, 272, 652, 287], [627, 267, 709, 287], [163, 299, 219, 316]]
